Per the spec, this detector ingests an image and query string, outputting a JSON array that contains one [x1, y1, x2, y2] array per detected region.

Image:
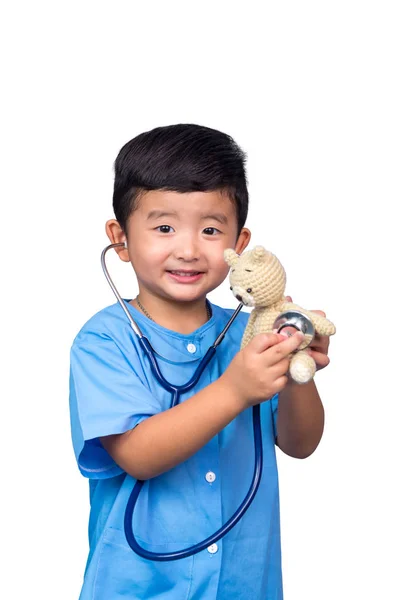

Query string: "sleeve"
[[69, 331, 163, 479]]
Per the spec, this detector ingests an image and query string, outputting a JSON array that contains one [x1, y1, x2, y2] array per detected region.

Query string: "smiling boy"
[[69, 124, 329, 599]]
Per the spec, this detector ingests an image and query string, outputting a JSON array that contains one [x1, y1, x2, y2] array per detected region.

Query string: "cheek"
[[208, 244, 231, 267], [213, 257, 231, 277], [132, 243, 167, 265]]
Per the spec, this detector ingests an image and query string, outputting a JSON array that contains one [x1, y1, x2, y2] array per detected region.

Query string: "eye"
[[203, 227, 221, 235], [156, 225, 174, 233], [230, 286, 233, 290], [246, 288, 252, 293]]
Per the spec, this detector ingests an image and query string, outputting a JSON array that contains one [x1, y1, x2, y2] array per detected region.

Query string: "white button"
[[205, 471, 216, 483], [207, 543, 218, 554], [187, 343, 196, 353]]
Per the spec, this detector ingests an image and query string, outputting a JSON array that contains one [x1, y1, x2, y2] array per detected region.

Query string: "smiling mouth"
[[168, 270, 203, 276]]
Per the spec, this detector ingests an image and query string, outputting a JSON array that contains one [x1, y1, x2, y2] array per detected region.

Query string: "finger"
[[285, 295, 293, 303], [266, 332, 305, 365], [307, 350, 330, 369], [309, 335, 330, 353], [248, 332, 287, 354], [272, 358, 291, 377], [273, 375, 289, 394], [277, 325, 300, 338], [311, 309, 326, 317]]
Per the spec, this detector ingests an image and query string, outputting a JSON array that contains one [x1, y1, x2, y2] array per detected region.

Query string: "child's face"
[[107, 189, 250, 305]]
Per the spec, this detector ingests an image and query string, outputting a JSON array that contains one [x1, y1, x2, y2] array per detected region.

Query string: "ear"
[[224, 248, 239, 267], [253, 245, 268, 263], [234, 227, 251, 255], [105, 219, 130, 263]]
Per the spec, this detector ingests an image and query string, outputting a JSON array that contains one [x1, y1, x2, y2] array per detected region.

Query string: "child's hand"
[[223, 332, 305, 410], [306, 309, 330, 371], [286, 296, 330, 371], [285, 297, 330, 372]]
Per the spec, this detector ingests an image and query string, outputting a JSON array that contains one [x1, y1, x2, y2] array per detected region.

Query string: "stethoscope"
[[101, 242, 315, 562]]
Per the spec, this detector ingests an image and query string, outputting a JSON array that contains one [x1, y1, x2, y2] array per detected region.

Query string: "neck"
[[271, 296, 286, 311], [259, 297, 285, 312], [132, 293, 210, 334]]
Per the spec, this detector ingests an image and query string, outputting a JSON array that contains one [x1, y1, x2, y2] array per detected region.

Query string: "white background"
[[1, 1, 399, 598]]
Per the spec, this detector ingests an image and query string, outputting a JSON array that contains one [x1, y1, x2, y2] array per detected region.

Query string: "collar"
[[122, 299, 220, 364]]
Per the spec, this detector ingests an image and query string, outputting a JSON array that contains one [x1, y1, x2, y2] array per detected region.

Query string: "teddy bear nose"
[[235, 294, 243, 302]]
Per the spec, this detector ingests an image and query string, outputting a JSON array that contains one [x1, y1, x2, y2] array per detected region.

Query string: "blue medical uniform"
[[69, 300, 283, 599]]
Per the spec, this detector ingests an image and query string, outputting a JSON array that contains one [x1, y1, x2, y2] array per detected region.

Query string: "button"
[[207, 543, 218, 554], [205, 471, 216, 483], [187, 343, 196, 353]]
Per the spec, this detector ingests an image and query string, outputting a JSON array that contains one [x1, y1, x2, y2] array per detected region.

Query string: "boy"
[[69, 124, 330, 599]]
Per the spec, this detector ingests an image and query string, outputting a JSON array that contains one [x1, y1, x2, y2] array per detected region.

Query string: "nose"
[[174, 233, 200, 262], [235, 294, 243, 302]]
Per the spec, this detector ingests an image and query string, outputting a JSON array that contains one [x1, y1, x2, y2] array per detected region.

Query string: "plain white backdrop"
[[1, 1, 399, 598]]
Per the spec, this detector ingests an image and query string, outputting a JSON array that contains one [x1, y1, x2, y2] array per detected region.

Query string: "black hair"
[[112, 124, 248, 236]]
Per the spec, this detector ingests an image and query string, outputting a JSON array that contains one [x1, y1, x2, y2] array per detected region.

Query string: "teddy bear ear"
[[252, 245, 268, 263], [224, 248, 239, 266]]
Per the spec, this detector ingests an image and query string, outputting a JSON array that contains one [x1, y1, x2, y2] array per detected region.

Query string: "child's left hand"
[[306, 312, 330, 371], [285, 297, 330, 372]]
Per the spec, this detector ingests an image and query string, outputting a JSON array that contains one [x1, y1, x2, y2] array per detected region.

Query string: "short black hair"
[[112, 124, 248, 236]]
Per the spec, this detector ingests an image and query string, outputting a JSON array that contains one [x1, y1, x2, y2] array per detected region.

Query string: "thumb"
[[247, 332, 285, 354]]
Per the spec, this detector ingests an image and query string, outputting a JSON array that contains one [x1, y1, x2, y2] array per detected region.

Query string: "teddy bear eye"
[[230, 286, 233, 290], [246, 288, 252, 293]]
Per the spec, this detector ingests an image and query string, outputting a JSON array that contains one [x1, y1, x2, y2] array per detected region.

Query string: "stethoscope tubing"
[[124, 404, 262, 561], [101, 243, 264, 561]]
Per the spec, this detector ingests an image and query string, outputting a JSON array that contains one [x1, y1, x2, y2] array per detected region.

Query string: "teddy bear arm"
[[306, 312, 336, 336], [283, 303, 335, 336]]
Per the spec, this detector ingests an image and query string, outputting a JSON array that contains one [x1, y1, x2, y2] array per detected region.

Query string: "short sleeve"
[[69, 331, 162, 479]]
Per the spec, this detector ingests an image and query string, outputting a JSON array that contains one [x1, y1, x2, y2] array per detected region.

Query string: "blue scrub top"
[[69, 300, 282, 600]]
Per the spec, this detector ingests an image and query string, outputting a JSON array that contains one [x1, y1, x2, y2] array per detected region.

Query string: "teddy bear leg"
[[289, 351, 316, 384]]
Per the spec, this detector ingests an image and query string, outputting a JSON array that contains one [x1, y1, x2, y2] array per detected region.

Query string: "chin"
[[166, 288, 208, 303]]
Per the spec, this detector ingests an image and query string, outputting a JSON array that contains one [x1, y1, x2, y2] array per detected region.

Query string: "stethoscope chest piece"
[[273, 310, 315, 350]]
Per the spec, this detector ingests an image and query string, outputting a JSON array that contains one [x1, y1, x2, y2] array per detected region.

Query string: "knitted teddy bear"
[[224, 245, 336, 384]]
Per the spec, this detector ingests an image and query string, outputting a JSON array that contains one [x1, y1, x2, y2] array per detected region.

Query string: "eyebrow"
[[146, 210, 179, 221], [201, 213, 228, 225], [146, 210, 228, 225]]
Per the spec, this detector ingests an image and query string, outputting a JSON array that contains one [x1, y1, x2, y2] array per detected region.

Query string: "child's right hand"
[[223, 332, 305, 409]]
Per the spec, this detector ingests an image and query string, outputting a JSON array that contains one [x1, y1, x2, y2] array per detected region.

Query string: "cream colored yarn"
[[224, 246, 336, 384]]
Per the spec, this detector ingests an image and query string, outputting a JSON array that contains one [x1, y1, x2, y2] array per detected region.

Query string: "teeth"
[[171, 271, 199, 276]]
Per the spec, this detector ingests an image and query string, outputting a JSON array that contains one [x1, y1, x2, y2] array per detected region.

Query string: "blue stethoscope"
[[101, 242, 264, 562]]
